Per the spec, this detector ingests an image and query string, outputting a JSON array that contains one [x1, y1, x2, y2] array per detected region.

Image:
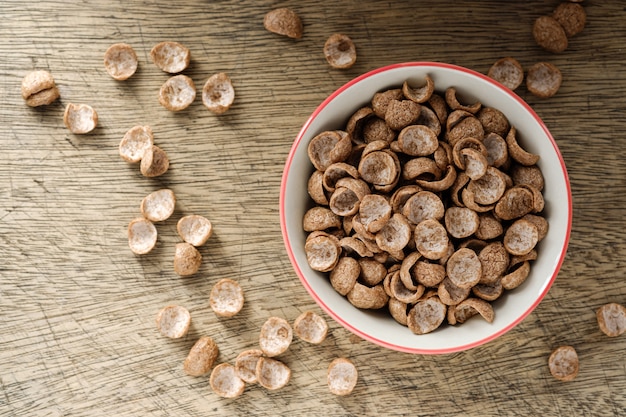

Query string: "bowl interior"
[[280, 62, 571, 354]]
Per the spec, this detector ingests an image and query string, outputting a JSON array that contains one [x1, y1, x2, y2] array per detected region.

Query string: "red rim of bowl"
[[280, 61, 572, 354]]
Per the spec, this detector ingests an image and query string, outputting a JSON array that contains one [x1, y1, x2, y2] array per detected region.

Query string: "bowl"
[[280, 62, 571, 354]]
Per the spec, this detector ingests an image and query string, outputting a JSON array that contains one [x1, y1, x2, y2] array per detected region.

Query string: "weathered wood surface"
[[1, 0, 625, 415]]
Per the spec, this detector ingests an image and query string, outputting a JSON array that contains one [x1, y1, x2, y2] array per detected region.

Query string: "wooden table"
[[1, 1, 625, 415]]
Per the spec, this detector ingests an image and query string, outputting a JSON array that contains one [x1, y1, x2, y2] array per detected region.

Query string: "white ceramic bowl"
[[280, 62, 571, 354]]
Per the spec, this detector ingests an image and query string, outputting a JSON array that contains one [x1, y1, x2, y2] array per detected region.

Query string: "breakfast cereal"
[[156, 305, 191, 338], [327, 358, 358, 396], [487, 57, 524, 91], [210, 363, 245, 398], [526, 62, 563, 98], [259, 317, 293, 357], [141, 189, 176, 222], [301, 78, 549, 334], [209, 278, 244, 317], [177, 214, 213, 247], [263, 8, 303, 39], [119, 125, 154, 163], [256, 357, 291, 390], [548, 345, 579, 381], [21, 70, 60, 107], [150, 41, 190, 73], [293, 311, 328, 344], [184, 336, 219, 377], [596, 302, 626, 337], [173, 242, 202, 276], [533, 15, 568, 53], [63, 103, 98, 134], [235, 349, 264, 384], [202, 72, 235, 114], [553, 2, 586, 37], [128, 217, 157, 255], [158, 75, 196, 111], [103, 43, 138, 80], [323, 34, 357, 69], [140, 145, 170, 178]]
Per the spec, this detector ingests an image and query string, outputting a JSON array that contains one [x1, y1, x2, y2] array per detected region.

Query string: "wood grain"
[[1, 0, 626, 416]]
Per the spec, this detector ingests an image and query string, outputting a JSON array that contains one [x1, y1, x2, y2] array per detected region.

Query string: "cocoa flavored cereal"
[[293, 311, 328, 344], [141, 189, 176, 222], [156, 305, 191, 338], [324, 34, 357, 69], [202, 72, 235, 114], [177, 214, 213, 247], [256, 357, 291, 390], [487, 57, 524, 91], [21, 70, 60, 107], [140, 145, 170, 178], [263, 8, 303, 39], [173, 242, 202, 276], [119, 125, 154, 163], [259, 316, 293, 357], [302, 78, 549, 334], [103, 43, 138, 80], [128, 217, 157, 255], [184, 336, 219, 377], [596, 302, 626, 337], [158, 75, 196, 111], [63, 103, 98, 134], [327, 358, 358, 396], [526, 62, 562, 98], [150, 41, 190, 73], [548, 345, 579, 381], [210, 363, 245, 398], [533, 15, 568, 53], [553, 2, 586, 38], [209, 278, 244, 317]]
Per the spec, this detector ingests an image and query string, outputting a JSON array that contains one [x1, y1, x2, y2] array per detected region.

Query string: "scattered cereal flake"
[[210, 363, 245, 398], [127, 217, 157, 255], [210, 278, 244, 318], [202, 72, 235, 114], [596, 302, 626, 337], [103, 43, 138, 80], [548, 345, 579, 381], [533, 15, 568, 53], [324, 34, 357, 69], [141, 189, 176, 222], [553, 2, 586, 37], [487, 57, 524, 91], [21, 70, 59, 107], [158, 75, 196, 111], [119, 125, 154, 163], [150, 41, 191, 73], [263, 8, 303, 39], [327, 358, 358, 396], [259, 316, 293, 357], [184, 336, 219, 377], [63, 103, 98, 134], [526, 62, 562, 98], [256, 357, 291, 390], [140, 145, 170, 178], [156, 305, 191, 339], [173, 242, 202, 276], [235, 349, 264, 384], [177, 214, 213, 247], [293, 311, 328, 344]]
